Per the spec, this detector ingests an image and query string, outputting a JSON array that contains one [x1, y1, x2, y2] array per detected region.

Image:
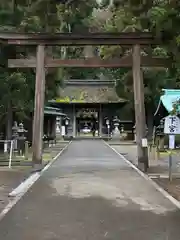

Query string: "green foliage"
[[1, 0, 180, 129], [55, 0, 99, 79], [0, 0, 97, 134], [88, 0, 180, 117]]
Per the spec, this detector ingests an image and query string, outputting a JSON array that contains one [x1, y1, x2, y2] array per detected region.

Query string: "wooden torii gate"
[[0, 32, 168, 172]]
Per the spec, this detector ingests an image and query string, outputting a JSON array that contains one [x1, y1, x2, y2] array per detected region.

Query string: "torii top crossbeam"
[[0, 32, 160, 45]]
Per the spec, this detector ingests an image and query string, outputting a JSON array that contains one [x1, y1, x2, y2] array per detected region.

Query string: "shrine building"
[[49, 79, 127, 138]]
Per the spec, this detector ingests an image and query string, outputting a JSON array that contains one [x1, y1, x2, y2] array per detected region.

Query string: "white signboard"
[[169, 135, 175, 149], [142, 138, 148, 147], [164, 115, 180, 134]]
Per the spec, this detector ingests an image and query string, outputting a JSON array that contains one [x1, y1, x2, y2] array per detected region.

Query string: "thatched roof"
[[55, 84, 125, 103]]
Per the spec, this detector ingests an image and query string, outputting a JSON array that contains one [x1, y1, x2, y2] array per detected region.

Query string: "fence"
[[0, 140, 14, 168], [0, 138, 57, 168]]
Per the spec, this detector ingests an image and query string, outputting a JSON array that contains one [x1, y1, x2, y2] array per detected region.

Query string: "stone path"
[[0, 140, 180, 239]]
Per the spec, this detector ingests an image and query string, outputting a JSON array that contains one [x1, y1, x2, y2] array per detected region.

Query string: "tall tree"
[[0, 0, 98, 139], [88, 0, 180, 132]]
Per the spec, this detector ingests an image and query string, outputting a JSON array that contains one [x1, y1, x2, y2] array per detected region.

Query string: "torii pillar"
[[132, 44, 149, 172], [32, 45, 46, 169]]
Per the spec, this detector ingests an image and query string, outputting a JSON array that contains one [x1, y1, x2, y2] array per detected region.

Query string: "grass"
[[0, 140, 68, 169], [12, 141, 66, 164], [42, 153, 52, 162], [160, 149, 180, 154]]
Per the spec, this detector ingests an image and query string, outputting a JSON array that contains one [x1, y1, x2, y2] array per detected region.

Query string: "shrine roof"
[[154, 89, 180, 116], [53, 83, 126, 104]]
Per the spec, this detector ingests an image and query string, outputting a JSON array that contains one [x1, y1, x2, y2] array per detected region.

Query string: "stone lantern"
[[112, 116, 120, 138], [17, 123, 27, 156], [63, 116, 70, 136], [156, 118, 165, 150], [56, 116, 61, 134], [12, 121, 18, 150], [105, 117, 110, 139]]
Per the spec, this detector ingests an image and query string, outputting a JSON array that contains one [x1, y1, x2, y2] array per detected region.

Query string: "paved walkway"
[[0, 140, 180, 239]]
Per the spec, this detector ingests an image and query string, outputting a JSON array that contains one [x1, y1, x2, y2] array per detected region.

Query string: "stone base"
[[138, 161, 149, 173], [31, 163, 44, 173]]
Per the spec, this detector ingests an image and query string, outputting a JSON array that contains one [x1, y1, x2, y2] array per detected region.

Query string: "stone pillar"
[[47, 118, 51, 136], [56, 117, 61, 136], [99, 104, 102, 137], [72, 104, 76, 138], [51, 117, 56, 138]]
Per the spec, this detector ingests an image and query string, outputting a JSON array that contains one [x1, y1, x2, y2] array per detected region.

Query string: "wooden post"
[[132, 44, 149, 172], [25, 141, 29, 160], [32, 45, 45, 169]]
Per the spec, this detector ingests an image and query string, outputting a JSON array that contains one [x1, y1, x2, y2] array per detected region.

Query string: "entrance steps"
[[73, 136, 135, 145], [73, 136, 111, 140]]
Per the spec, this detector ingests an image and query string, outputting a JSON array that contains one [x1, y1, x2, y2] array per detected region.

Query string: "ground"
[[154, 178, 180, 201], [0, 167, 31, 213], [0, 141, 68, 214], [0, 140, 180, 239], [111, 142, 180, 203], [110, 143, 180, 176]]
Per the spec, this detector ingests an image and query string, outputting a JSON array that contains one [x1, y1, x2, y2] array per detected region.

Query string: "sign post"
[[168, 135, 175, 181], [164, 115, 180, 135], [164, 115, 180, 181]]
